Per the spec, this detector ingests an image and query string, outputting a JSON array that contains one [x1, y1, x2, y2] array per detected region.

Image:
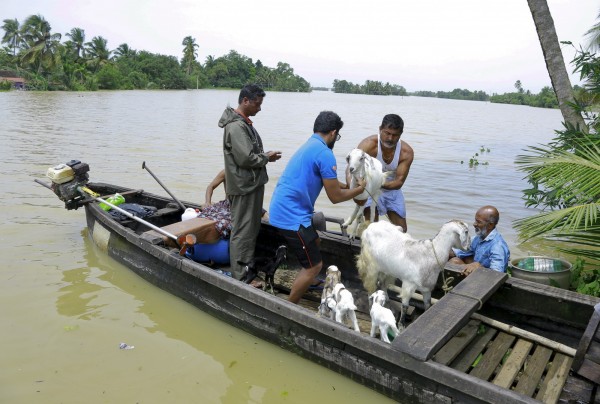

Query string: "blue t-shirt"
[[269, 134, 338, 230], [454, 228, 510, 272]]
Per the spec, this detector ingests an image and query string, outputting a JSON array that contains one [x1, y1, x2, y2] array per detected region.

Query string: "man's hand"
[[266, 151, 282, 162], [352, 178, 367, 203], [461, 262, 482, 276]]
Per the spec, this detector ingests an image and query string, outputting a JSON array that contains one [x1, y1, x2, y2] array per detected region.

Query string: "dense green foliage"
[[0, 14, 311, 92], [489, 83, 558, 108], [332, 79, 407, 96], [412, 88, 489, 101], [0, 79, 12, 90], [515, 47, 600, 294], [328, 79, 555, 107]]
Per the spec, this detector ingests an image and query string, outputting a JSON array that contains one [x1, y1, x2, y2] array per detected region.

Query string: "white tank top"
[[376, 135, 402, 176]]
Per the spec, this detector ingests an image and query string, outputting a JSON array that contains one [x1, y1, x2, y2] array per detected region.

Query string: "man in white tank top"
[[348, 114, 414, 232]]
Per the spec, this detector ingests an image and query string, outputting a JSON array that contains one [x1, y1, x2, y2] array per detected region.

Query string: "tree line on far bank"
[[0, 14, 310, 92], [332, 77, 565, 109], [0, 13, 569, 110]]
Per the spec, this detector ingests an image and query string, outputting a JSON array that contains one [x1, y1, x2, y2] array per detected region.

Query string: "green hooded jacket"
[[219, 107, 269, 196]]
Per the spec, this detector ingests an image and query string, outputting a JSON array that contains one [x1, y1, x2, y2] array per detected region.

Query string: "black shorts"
[[278, 225, 322, 269]]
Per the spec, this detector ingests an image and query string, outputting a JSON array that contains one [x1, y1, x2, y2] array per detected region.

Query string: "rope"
[[353, 176, 391, 223], [448, 290, 484, 310], [430, 240, 483, 309], [430, 240, 454, 294]]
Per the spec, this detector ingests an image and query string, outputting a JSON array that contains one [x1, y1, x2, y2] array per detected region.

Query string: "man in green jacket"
[[219, 84, 282, 280]]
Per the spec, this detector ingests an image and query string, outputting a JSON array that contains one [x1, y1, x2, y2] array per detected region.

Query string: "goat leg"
[[397, 304, 409, 330], [370, 323, 377, 338], [348, 310, 360, 332], [422, 291, 432, 311], [342, 204, 360, 228], [380, 326, 391, 343]]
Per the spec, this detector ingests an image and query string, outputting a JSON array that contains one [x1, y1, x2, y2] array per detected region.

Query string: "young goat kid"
[[357, 220, 470, 329], [318, 265, 342, 317], [369, 290, 399, 343], [342, 149, 391, 239], [331, 283, 360, 332], [239, 245, 287, 294]]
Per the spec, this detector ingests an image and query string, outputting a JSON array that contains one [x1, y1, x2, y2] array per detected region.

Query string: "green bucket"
[[509, 256, 572, 289]]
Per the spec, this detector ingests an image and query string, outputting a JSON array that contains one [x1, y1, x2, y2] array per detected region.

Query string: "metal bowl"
[[509, 256, 572, 289]]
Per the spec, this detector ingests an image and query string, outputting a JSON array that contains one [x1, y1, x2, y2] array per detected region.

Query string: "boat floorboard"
[[271, 267, 582, 403]]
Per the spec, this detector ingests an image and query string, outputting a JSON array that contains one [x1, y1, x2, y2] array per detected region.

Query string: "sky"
[[2, 0, 598, 93]]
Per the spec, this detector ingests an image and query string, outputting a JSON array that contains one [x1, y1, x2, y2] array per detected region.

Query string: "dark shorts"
[[278, 225, 322, 269]]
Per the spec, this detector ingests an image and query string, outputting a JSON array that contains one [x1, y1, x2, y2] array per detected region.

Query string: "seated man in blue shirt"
[[449, 205, 510, 275]]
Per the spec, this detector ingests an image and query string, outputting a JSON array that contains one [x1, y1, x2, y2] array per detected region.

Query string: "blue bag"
[[185, 238, 230, 265]]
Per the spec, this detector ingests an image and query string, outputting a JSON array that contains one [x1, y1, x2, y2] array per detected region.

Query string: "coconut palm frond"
[[556, 246, 600, 265], [514, 203, 600, 240], [516, 140, 600, 203]]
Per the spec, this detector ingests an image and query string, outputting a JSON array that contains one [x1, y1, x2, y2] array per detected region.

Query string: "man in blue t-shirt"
[[269, 111, 366, 303], [449, 205, 510, 275]]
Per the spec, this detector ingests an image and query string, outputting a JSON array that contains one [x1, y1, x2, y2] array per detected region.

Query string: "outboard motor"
[[46, 160, 90, 210]]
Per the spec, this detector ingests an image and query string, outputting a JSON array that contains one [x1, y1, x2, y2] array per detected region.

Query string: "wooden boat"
[[40, 177, 600, 403]]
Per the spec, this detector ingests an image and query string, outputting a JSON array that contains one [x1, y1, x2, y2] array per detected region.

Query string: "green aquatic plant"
[[461, 145, 491, 168]]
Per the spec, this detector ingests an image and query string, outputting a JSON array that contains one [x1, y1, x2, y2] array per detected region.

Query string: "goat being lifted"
[[342, 149, 391, 239], [357, 220, 470, 329], [239, 245, 287, 294]]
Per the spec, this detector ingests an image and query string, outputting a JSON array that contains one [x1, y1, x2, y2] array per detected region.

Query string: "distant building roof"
[[0, 77, 26, 83]]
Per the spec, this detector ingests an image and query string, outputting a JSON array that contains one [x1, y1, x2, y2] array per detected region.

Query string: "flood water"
[[1, 89, 565, 403]]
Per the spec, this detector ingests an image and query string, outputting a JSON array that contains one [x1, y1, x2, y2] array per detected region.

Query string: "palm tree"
[[65, 27, 85, 59], [584, 9, 600, 52], [527, 0, 586, 132], [1, 18, 21, 56], [85, 36, 111, 72], [113, 43, 136, 60], [515, 137, 600, 267], [204, 55, 215, 69], [19, 14, 62, 74], [181, 36, 198, 75]]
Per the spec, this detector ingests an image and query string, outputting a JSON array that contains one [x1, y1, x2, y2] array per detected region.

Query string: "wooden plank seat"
[[392, 268, 507, 361], [141, 217, 220, 247], [572, 302, 600, 384]]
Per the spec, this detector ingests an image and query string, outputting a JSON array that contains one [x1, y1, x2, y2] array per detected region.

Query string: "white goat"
[[318, 265, 342, 317], [331, 283, 360, 332], [369, 290, 399, 343], [357, 220, 470, 329], [342, 149, 391, 239]]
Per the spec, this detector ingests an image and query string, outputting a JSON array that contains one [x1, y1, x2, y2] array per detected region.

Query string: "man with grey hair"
[[348, 113, 414, 232], [450, 205, 510, 275]]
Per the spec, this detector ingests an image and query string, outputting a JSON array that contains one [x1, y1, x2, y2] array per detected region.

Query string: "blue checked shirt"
[[454, 228, 510, 272]]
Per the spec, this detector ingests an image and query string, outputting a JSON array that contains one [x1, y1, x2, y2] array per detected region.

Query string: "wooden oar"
[[142, 161, 186, 212], [389, 285, 577, 357]]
